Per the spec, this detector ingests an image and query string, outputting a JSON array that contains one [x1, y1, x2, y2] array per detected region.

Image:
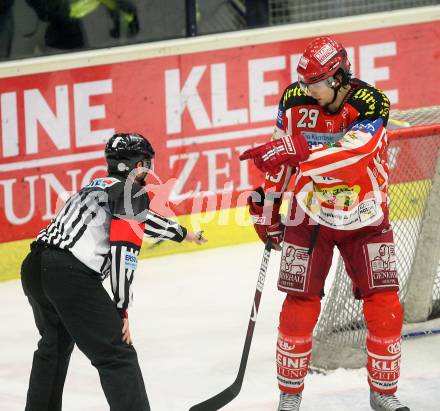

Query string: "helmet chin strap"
[[323, 77, 342, 111], [329, 77, 341, 104]]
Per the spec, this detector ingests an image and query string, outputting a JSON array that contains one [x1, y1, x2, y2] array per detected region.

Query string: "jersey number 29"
[[297, 108, 319, 128]]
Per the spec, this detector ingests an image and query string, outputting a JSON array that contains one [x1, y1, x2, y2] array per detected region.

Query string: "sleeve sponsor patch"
[[124, 250, 138, 271]]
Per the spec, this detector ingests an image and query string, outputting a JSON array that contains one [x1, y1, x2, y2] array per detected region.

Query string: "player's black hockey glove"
[[248, 187, 284, 251]]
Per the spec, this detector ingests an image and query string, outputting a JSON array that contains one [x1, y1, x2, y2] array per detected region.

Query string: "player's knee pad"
[[363, 291, 403, 338], [279, 295, 321, 336]]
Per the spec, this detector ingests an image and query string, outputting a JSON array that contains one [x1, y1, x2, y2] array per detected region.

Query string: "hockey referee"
[[21, 133, 206, 411]]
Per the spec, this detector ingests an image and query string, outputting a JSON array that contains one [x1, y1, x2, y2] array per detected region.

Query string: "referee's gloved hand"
[[239, 134, 310, 174], [185, 231, 207, 245]]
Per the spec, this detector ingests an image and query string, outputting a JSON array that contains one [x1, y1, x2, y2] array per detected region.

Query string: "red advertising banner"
[[1, 21, 439, 243]]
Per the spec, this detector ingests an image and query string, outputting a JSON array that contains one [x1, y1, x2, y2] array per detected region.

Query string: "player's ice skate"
[[277, 392, 302, 410], [370, 390, 410, 411]]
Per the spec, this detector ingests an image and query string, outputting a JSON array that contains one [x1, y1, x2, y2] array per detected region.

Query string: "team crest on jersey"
[[325, 120, 334, 133], [314, 43, 337, 65], [86, 177, 119, 189]]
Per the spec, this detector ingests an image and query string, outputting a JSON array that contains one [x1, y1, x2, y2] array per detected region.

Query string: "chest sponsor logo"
[[316, 184, 360, 207], [301, 131, 344, 145]]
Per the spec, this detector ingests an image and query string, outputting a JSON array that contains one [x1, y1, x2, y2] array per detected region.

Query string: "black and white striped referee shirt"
[[37, 174, 187, 314]]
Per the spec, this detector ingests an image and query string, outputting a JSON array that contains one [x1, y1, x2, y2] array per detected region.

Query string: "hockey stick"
[[402, 328, 440, 339], [189, 239, 273, 411]]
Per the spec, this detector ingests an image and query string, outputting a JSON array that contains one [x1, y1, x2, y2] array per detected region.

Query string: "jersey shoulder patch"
[[85, 177, 120, 190], [347, 80, 390, 125], [282, 82, 316, 110], [349, 118, 384, 135]]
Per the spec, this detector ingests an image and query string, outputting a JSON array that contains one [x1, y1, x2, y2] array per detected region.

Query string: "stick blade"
[[189, 382, 240, 411]]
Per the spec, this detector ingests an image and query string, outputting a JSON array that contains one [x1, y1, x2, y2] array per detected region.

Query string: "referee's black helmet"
[[105, 133, 155, 175]]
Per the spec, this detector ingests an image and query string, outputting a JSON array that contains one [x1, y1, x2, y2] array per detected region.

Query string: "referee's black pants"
[[21, 243, 150, 411]]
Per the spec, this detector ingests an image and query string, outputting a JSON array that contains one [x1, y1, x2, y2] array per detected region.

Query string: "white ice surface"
[[1, 242, 439, 410]]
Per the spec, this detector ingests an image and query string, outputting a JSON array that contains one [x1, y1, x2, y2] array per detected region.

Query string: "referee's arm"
[[107, 181, 148, 318], [143, 209, 187, 243], [109, 217, 144, 318]]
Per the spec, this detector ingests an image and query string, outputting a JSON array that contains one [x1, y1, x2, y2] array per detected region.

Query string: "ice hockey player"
[[21, 133, 206, 411], [239, 37, 409, 411]]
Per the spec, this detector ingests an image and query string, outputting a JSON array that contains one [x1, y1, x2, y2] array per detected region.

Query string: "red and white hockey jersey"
[[265, 79, 391, 230]]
